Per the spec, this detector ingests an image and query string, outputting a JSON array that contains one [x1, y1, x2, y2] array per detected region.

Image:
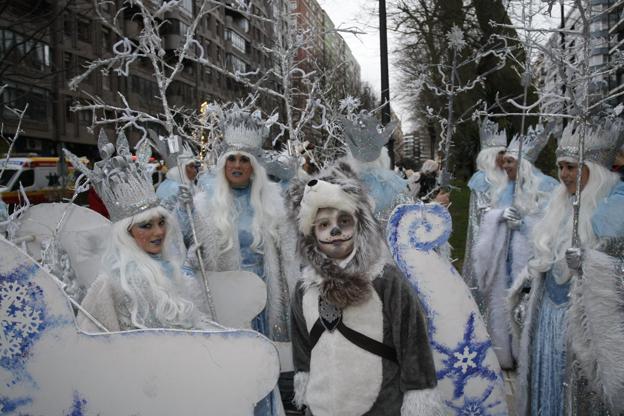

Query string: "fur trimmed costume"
[[285, 162, 443, 416], [474, 170, 557, 369], [511, 178, 624, 416]]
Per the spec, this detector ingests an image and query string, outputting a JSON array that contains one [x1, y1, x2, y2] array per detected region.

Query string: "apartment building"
[[0, 0, 279, 157]]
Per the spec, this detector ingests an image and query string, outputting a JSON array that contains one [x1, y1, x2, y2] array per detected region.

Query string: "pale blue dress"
[[232, 186, 279, 416], [529, 181, 624, 416]]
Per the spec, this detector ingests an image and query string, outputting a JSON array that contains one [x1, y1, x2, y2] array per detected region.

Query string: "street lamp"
[[379, 0, 393, 165]]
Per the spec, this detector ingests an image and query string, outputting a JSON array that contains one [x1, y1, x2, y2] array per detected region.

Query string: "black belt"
[[309, 318, 398, 363]]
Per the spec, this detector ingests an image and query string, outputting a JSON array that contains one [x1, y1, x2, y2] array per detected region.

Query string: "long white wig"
[[529, 161, 621, 273], [490, 156, 549, 216], [476, 147, 508, 196], [210, 150, 281, 254], [345, 146, 392, 172], [104, 205, 197, 329]]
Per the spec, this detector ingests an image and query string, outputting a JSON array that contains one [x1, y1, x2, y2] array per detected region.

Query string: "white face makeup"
[[313, 208, 356, 260]]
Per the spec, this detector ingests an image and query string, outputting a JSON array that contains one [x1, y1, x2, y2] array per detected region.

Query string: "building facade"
[[537, 0, 624, 120], [0, 0, 279, 158]]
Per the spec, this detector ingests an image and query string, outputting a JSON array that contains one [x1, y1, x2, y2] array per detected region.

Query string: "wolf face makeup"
[[314, 208, 357, 260]]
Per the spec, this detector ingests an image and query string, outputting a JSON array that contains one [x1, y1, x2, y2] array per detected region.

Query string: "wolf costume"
[[285, 162, 443, 416]]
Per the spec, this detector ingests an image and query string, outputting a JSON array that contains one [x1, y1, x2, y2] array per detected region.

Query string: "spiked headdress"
[[479, 119, 507, 149], [63, 130, 158, 222], [506, 124, 550, 163], [340, 113, 397, 162], [556, 119, 624, 168]]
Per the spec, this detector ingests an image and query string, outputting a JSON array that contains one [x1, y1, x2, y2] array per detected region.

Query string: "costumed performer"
[[462, 119, 508, 300], [285, 161, 444, 416], [510, 120, 624, 416], [340, 113, 409, 220], [63, 131, 213, 333], [473, 124, 558, 369], [190, 105, 298, 416]]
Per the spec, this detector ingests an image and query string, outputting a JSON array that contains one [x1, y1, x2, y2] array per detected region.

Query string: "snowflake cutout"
[[433, 313, 498, 399], [446, 385, 506, 416], [0, 264, 46, 369], [453, 346, 477, 374], [446, 25, 466, 52]]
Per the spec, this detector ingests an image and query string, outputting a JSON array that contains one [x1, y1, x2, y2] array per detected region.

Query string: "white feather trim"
[[568, 248, 624, 413], [400, 388, 446, 416], [298, 179, 359, 235], [293, 371, 309, 410]]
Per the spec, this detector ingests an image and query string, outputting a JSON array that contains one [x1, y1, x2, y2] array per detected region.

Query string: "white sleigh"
[[387, 203, 508, 415], [0, 237, 281, 415]]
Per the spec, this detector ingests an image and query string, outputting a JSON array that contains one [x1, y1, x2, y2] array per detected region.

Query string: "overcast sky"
[[317, 1, 562, 132]]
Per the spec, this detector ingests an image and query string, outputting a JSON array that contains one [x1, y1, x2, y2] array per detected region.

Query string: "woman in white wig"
[[191, 106, 298, 416], [511, 120, 624, 416], [64, 132, 212, 332], [462, 119, 508, 299], [473, 124, 558, 370]]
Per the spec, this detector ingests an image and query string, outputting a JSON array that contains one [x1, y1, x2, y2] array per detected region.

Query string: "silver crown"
[[340, 113, 397, 162], [64, 129, 159, 222], [479, 119, 507, 149], [220, 104, 269, 154], [556, 119, 624, 167], [506, 124, 550, 163], [148, 130, 195, 169], [261, 150, 298, 181]]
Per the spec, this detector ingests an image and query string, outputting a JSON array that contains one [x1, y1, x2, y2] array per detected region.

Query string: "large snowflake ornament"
[[433, 313, 499, 399], [0, 264, 46, 367], [447, 25, 467, 52]]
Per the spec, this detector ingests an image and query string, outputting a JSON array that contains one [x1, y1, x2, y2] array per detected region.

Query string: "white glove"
[[565, 247, 583, 275], [502, 206, 523, 230], [186, 242, 204, 269]]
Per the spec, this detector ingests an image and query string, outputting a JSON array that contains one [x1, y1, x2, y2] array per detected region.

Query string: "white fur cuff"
[[401, 388, 447, 416], [293, 371, 309, 410]]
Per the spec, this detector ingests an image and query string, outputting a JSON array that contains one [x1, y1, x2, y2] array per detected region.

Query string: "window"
[[14, 170, 34, 191], [170, 81, 193, 101], [162, 19, 189, 36], [130, 75, 159, 98], [0, 29, 50, 70], [65, 97, 75, 122], [226, 29, 246, 53], [180, 0, 193, 13], [0, 169, 17, 188], [101, 29, 111, 53], [77, 16, 92, 43], [226, 53, 247, 73], [77, 56, 92, 84], [64, 13, 74, 38], [78, 110, 93, 126], [1, 82, 48, 121], [64, 52, 74, 79]]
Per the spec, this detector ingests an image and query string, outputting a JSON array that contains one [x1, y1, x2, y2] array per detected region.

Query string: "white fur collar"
[[301, 255, 388, 289]]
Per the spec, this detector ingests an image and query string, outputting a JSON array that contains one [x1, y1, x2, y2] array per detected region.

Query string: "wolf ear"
[[284, 177, 307, 218], [333, 160, 357, 179]]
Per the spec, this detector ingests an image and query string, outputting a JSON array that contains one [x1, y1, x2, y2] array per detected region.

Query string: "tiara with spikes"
[[506, 124, 550, 163], [148, 130, 196, 169], [261, 149, 298, 181], [479, 119, 507, 149], [63, 129, 159, 222], [220, 104, 270, 155], [340, 113, 397, 162], [556, 119, 624, 168]]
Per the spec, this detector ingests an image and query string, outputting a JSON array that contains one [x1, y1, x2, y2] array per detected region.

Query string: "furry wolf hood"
[[284, 161, 392, 308]]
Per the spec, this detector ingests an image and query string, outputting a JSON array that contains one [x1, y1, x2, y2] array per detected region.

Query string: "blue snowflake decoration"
[[0, 395, 32, 414], [433, 313, 498, 399], [65, 391, 88, 416], [446, 385, 506, 416], [0, 263, 47, 374]]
